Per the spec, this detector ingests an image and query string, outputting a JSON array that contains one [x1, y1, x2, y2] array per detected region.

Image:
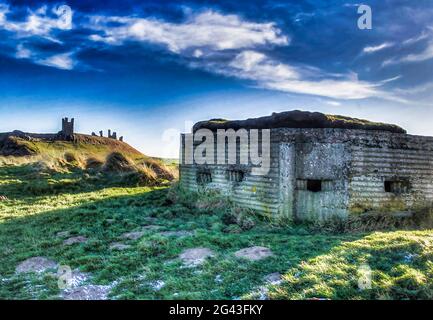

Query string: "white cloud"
[[383, 41, 433, 66], [379, 75, 402, 84], [86, 10, 403, 101], [0, 3, 75, 70], [394, 81, 433, 95], [402, 32, 429, 46], [15, 44, 31, 59], [228, 50, 300, 81], [400, 42, 433, 63], [212, 50, 391, 100], [363, 42, 393, 54], [324, 100, 342, 106], [193, 49, 203, 58], [14, 43, 76, 70], [343, 3, 363, 7], [0, 4, 410, 100], [0, 3, 73, 42], [36, 52, 75, 70], [88, 10, 288, 55], [383, 28, 433, 66]]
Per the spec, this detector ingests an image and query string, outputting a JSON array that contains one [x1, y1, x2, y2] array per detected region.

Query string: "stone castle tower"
[[61, 117, 74, 141]]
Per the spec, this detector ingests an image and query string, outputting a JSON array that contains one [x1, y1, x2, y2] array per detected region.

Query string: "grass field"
[[1, 161, 433, 300]]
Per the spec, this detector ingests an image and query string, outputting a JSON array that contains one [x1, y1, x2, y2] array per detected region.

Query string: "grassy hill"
[[0, 133, 177, 184], [0, 132, 433, 300], [1, 132, 146, 160]]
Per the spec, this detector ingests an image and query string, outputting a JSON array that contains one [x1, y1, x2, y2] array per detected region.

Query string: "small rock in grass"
[[264, 272, 282, 285], [121, 231, 145, 240], [105, 219, 116, 224], [234, 246, 273, 261], [16, 257, 58, 274], [179, 248, 215, 267], [403, 253, 417, 263], [62, 285, 111, 300], [0, 195, 9, 201], [215, 274, 223, 283], [56, 231, 70, 238], [69, 270, 89, 288], [256, 287, 270, 300], [64, 236, 88, 246], [141, 225, 162, 231], [159, 230, 193, 237], [149, 280, 165, 291], [109, 242, 131, 251], [56, 270, 89, 288]]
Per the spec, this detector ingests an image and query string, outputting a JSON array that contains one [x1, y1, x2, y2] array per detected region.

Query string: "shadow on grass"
[[0, 163, 166, 203], [1, 165, 432, 299], [0, 186, 365, 299], [268, 228, 433, 300]]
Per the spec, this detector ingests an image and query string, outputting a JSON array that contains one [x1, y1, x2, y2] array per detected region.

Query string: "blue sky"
[[1, 0, 433, 157]]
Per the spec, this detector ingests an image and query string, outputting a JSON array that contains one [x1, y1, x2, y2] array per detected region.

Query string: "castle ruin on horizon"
[[0, 117, 124, 142]]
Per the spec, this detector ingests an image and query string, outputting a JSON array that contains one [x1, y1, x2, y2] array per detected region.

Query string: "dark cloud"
[[0, 0, 432, 101]]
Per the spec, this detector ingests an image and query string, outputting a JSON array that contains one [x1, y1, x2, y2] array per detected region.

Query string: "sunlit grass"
[[1, 162, 432, 300]]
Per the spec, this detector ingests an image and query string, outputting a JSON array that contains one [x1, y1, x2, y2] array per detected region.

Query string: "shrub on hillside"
[[63, 152, 84, 169], [0, 136, 39, 156], [103, 152, 135, 172], [64, 152, 78, 163], [85, 157, 104, 170], [137, 158, 177, 181]]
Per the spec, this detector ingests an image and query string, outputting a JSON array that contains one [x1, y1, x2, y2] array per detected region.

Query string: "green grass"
[[0, 163, 432, 300]]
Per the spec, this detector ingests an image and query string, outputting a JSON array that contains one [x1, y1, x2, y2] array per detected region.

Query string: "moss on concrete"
[[193, 110, 406, 134]]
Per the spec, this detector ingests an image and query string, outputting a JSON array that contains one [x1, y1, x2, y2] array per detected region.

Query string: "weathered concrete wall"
[[180, 128, 433, 222], [179, 132, 282, 217], [275, 128, 433, 219], [293, 143, 350, 221], [278, 143, 295, 221], [348, 135, 433, 214], [275, 129, 352, 221]]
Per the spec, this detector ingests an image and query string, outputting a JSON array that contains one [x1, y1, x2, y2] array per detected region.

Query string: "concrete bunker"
[[179, 110, 433, 222]]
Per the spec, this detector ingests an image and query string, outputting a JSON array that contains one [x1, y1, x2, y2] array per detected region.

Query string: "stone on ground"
[[149, 280, 165, 291], [215, 274, 223, 283], [264, 272, 282, 285], [62, 285, 111, 300], [69, 270, 89, 288], [141, 225, 162, 231], [64, 236, 88, 245], [58, 269, 89, 288], [234, 246, 273, 261], [159, 230, 193, 237], [109, 242, 131, 251], [121, 231, 144, 240], [179, 248, 215, 267], [246, 273, 282, 300], [56, 231, 70, 238], [16, 257, 58, 274]]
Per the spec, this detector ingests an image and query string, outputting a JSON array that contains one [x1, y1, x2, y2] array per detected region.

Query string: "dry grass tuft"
[[103, 152, 136, 173], [311, 207, 433, 233], [85, 157, 104, 170]]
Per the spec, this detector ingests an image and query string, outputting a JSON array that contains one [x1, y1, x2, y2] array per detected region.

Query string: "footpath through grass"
[[0, 163, 432, 299]]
